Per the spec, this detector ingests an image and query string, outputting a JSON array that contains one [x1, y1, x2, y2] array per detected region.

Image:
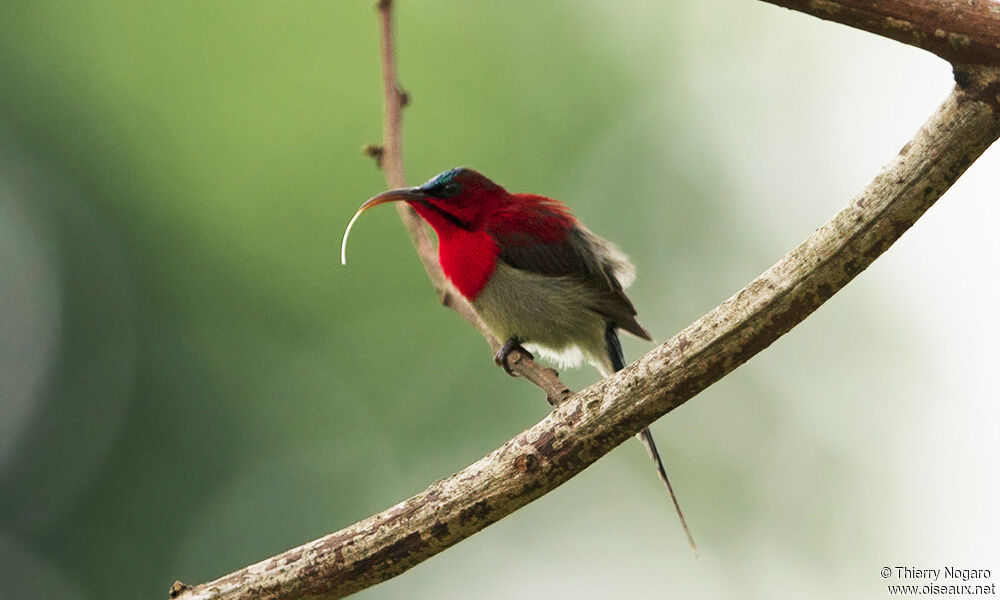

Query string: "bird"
[[342, 167, 696, 554]]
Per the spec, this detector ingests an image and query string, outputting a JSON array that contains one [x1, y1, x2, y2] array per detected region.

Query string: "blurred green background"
[[1, 2, 997, 599]]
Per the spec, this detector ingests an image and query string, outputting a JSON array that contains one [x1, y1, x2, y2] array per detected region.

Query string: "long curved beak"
[[341, 187, 426, 265]]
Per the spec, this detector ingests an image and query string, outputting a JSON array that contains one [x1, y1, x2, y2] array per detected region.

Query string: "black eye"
[[439, 182, 462, 198]]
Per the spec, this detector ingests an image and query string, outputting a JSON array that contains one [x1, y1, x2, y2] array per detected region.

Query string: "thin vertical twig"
[[369, 0, 572, 404]]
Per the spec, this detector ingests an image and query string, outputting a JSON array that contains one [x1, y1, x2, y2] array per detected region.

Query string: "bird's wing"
[[485, 199, 651, 341]]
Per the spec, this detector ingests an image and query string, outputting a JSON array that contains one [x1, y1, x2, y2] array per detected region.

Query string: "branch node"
[[376, 0, 391, 11], [952, 64, 1000, 112], [438, 288, 453, 307], [954, 64, 974, 88], [546, 388, 573, 407], [506, 350, 534, 375], [397, 87, 410, 107], [169, 581, 191, 598], [363, 144, 385, 168]]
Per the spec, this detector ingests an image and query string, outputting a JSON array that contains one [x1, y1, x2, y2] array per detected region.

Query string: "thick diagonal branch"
[[759, 0, 1000, 66], [171, 62, 1000, 600]]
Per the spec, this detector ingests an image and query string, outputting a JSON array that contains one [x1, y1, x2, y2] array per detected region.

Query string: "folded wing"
[[486, 197, 651, 341]]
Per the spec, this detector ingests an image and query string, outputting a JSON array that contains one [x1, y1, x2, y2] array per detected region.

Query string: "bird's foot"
[[494, 338, 533, 376]]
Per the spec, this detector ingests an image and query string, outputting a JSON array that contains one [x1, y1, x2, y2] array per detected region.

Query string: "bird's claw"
[[494, 338, 533, 376]]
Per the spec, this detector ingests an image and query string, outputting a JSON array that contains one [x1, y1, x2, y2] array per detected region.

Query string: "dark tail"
[[605, 324, 699, 557]]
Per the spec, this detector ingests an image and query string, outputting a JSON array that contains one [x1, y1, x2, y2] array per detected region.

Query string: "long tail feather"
[[605, 324, 699, 557], [636, 427, 700, 557]]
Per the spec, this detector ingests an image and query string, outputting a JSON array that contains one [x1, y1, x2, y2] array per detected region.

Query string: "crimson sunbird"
[[343, 167, 696, 553]]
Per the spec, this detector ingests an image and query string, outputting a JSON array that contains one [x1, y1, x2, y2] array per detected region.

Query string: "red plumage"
[[409, 173, 581, 302], [486, 193, 577, 244], [435, 227, 498, 300]]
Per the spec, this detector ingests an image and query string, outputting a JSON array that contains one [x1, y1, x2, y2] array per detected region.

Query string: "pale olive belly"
[[471, 261, 612, 373]]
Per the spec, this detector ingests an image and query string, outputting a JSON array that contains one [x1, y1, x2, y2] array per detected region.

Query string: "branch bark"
[[170, 2, 1000, 599], [759, 0, 1000, 67]]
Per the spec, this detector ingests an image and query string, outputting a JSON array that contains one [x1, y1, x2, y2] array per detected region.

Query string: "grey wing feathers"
[[496, 225, 652, 341]]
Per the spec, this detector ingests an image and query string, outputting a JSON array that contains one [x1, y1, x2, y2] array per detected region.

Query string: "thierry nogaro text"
[[894, 567, 991, 582]]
